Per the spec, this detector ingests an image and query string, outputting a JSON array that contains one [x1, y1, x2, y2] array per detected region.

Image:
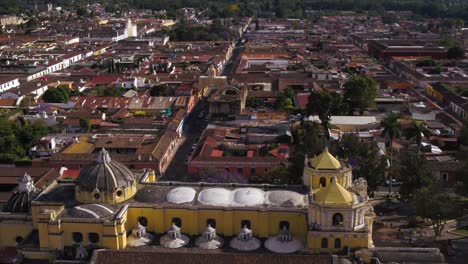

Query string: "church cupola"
[[3, 173, 38, 214], [303, 147, 353, 190], [75, 149, 137, 204]]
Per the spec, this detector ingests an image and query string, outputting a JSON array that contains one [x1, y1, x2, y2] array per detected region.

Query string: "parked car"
[[385, 179, 402, 186]]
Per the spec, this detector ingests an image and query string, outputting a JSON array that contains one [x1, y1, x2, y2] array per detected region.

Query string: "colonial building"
[[198, 65, 228, 98], [208, 85, 248, 116], [0, 148, 374, 261]]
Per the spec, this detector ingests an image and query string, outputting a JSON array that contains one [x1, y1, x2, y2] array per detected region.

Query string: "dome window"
[[172, 217, 182, 228], [321, 238, 328, 248], [15, 236, 24, 244], [138, 216, 148, 227], [93, 193, 101, 200], [206, 218, 216, 228], [334, 238, 341, 249], [319, 177, 326, 187], [116, 189, 123, 197], [240, 220, 251, 229], [332, 213, 344, 226], [279, 221, 290, 231], [89, 233, 99, 244], [72, 232, 83, 243]]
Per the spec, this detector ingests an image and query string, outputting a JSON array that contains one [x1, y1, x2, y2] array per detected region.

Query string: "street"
[[160, 100, 208, 181], [161, 34, 248, 181]]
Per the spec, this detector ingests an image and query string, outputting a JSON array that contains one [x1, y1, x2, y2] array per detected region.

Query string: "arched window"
[[441, 173, 448, 182], [207, 218, 216, 228], [138, 216, 148, 227], [279, 221, 290, 230], [241, 220, 251, 229], [332, 213, 344, 226], [89, 233, 99, 244], [321, 238, 328, 248], [172, 217, 182, 228], [72, 232, 83, 243], [334, 238, 341, 249], [15, 236, 24, 244], [319, 177, 326, 187]]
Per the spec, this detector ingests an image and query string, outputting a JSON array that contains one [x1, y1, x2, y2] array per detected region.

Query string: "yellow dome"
[[315, 177, 353, 205], [310, 147, 342, 170]]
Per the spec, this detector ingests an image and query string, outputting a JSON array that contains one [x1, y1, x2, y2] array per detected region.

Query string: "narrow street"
[[160, 22, 250, 181], [159, 100, 208, 181]]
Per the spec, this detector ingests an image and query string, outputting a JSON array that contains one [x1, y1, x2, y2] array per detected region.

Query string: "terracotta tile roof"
[[151, 130, 178, 160], [59, 169, 80, 180], [0, 99, 16, 107]]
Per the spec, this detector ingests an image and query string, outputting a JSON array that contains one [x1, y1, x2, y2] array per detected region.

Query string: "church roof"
[[76, 149, 135, 192], [314, 177, 353, 206], [310, 147, 342, 170]]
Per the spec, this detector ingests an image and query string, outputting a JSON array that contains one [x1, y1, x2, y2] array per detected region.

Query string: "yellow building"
[[198, 64, 228, 98], [0, 148, 374, 260]]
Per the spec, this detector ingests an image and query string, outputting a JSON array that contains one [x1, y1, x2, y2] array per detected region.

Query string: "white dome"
[[166, 187, 196, 204], [265, 191, 306, 208], [230, 236, 261, 251], [265, 236, 304, 253], [232, 188, 265, 207], [198, 188, 232, 206]]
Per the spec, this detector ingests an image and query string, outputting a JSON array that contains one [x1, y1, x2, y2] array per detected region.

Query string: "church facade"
[[0, 148, 374, 260]]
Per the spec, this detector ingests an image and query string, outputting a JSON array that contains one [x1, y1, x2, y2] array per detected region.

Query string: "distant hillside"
[[2, 0, 468, 21]]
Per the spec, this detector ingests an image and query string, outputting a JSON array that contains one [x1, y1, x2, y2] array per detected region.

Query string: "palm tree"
[[405, 120, 430, 155], [381, 112, 402, 194]]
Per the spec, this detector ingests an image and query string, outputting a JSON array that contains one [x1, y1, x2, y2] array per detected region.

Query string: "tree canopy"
[[0, 118, 49, 162], [306, 90, 345, 129], [412, 184, 455, 237], [149, 84, 174, 96], [343, 76, 377, 112], [447, 46, 465, 60], [42, 86, 71, 103], [399, 152, 433, 199]]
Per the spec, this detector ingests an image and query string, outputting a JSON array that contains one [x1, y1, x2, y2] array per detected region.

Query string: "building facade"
[[0, 148, 374, 260]]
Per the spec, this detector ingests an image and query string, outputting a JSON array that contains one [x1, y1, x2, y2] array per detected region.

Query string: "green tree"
[[266, 166, 292, 185], [0, 118, 48, 162], [333, 133, 366, 160], [412, 184, 455, 237], [381, 112, 402, 193], [355, 143, 387, 192], [343, 76, 377, 112], [276, 88, 296, 113], [457, 123, 468, 195], [430, 65, 443, 74], [415, 57, 437, 67], [297, 121, 327, 156], [42, 87, 70, 103], [79, 117, 91, 132], [246, 96, 255, 108], [333, 133, 386, 192], [149, 84, 173, 96], [76, 7, 89, 17], [447, 46, 465, 60], [399, 152, 433, 199], [404, 120, 430, 154], [306, 90, 333, 129], [95, 86, 123, 97], [381, 13, 397, 24]]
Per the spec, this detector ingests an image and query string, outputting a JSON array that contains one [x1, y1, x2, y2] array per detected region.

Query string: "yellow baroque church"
[[0, 148, 374, 260]]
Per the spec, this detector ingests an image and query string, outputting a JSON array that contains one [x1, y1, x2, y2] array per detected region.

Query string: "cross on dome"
[[96, 148, 112, 163]]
